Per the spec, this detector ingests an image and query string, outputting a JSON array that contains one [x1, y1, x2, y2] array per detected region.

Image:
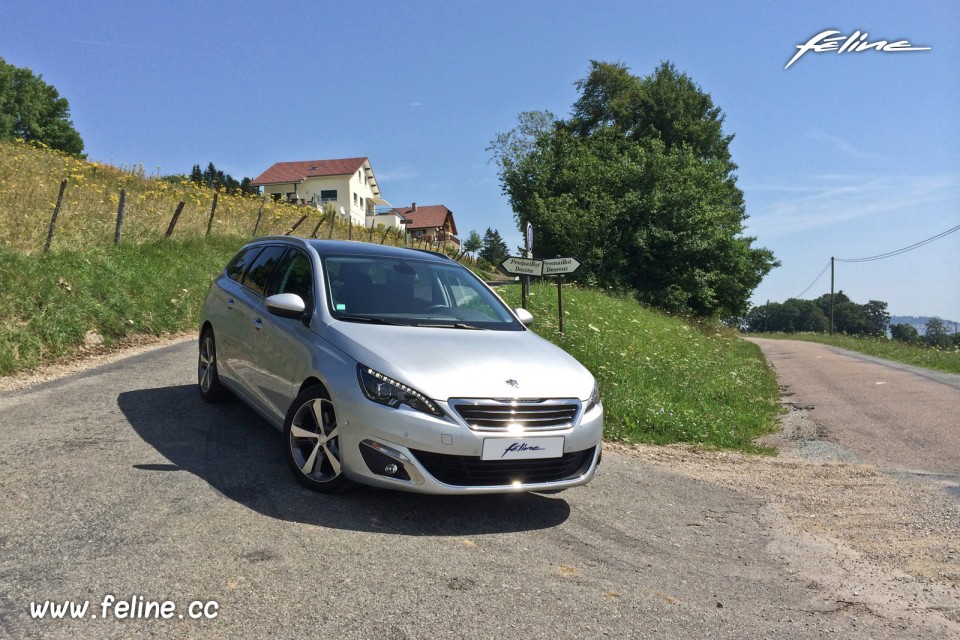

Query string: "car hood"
[[322, 322, 595, 401]]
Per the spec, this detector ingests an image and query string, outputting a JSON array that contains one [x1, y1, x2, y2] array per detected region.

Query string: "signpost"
[[498, 255, 581, 333]]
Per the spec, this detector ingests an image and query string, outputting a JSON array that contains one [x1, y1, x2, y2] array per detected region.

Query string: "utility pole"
[[829, 257, 835, 335]]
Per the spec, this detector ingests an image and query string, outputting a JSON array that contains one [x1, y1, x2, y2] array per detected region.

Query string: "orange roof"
[[392, 205, 458, 236], [250, 158, 368, 186]]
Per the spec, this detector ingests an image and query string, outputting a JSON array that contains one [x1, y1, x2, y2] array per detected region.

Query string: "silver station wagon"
[[198, 237, 603, 494]]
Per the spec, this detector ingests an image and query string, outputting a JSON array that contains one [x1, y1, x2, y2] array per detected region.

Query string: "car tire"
[[198, 330, 230, 402], [283, 385, 351, 493]]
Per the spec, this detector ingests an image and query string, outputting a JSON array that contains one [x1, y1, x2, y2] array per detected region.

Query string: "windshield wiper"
[[415, 322, 488, 330], [336, 315, 402, 325]]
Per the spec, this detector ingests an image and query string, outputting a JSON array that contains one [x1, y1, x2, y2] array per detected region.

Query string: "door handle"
[[253, 317, 263, 330], [226, 297, 235, 307]]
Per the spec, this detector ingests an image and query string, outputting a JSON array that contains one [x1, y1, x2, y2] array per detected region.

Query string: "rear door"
[[229, 245, 287, 409]]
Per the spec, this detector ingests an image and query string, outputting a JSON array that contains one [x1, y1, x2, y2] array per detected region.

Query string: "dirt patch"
[[607, 399, 960, 635]]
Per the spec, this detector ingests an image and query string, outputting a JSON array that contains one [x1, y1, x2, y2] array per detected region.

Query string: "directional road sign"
[[542, 257, 581, 275], [499, 256, 543, 277]]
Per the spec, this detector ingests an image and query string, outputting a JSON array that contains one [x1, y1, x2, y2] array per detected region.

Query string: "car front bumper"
[[332, 383, 604, 494]]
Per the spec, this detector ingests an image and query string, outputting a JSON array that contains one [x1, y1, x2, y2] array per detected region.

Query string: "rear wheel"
[[198, 330, 230, 402], [283, 385, 351, 493]]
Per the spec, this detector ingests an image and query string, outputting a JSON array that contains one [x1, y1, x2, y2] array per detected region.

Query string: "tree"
[[745, 299, 827, 333], [890, 323, 920, 343], [861, 300, 891, 337], [480, 228, 509, 265], [0, 56, 84, 155], [463, 230, 483, 258], [490, 60, 777, 317], [924, 317, 949, 348]]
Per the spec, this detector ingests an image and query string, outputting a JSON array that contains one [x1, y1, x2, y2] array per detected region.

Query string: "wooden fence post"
[[379, 225, 391, 244], [310, 216, 324, 238], [367, 225, 376, 241], [327, 212, 336, 239], [252, 196, 266, 238], [285, 215, 308, 236], [165, 201, 186, 238], [44, 179, 68, 254], [206, 193, 218, 237], [347, 219, 352, 240], [114, 188, 127, 246]]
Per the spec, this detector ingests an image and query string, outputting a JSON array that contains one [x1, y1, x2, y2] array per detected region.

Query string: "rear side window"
[[225, 247, 262, 282], [242, 246, 287, 296]]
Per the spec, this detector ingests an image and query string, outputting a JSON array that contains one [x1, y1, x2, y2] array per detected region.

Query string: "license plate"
[[482, 437, 564, 461]]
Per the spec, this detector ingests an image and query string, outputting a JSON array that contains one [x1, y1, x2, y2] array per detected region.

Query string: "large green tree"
[[0, 57, 84, 156], [490, 61, 777, 317]]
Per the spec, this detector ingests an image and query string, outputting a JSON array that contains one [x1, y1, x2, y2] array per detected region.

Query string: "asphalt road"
[[0, 339, 954, 638], [747, 338, 960, 478]]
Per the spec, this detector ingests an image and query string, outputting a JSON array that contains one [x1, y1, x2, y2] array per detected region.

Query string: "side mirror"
[[514, 308, 534, 327], [266, 293, 307, 320]]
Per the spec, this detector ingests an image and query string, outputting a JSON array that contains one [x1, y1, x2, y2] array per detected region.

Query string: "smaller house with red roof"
[[250, 157, 388, 227], [388, 203, 460, 249]]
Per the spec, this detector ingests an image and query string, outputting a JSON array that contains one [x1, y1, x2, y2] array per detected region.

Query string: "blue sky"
[[4, 1, 958, 320]]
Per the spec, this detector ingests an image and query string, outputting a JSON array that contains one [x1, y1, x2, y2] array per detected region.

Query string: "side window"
[[225, 247, 262, 282], [242, 246, 286, 296], [267, 250, 314, 309]]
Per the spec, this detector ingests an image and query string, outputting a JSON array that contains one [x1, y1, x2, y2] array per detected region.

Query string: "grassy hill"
[[0, 140, 782, 451], [0, 139, 410, 374], [500, 284, 781, 450]]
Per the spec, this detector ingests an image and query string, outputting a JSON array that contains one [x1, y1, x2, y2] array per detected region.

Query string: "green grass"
[[500, 283, 782, 451], [753, 333, 960, 375], [0, 236, 246, 375]]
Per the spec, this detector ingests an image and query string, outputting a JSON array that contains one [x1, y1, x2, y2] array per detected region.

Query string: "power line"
[[795, 259, 831, 299], [836, 222, 960, 263]]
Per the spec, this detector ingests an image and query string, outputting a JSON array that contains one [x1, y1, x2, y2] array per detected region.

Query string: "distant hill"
[[890, 316, 959, 335]]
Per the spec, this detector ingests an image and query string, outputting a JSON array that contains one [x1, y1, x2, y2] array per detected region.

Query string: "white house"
[[250, 157, 388, 227]]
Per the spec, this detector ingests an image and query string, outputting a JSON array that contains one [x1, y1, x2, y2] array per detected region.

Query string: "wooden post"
[[206, 193, 218, 237], [557, 274, 564, 334], [285, 215, 308, 235], [379, 225, 391, 244], [252, 196, 266, 238], [347, 219, 352, 240], [165, 201, 186, 238], [367, 225, 376, 241], [44, 179, 67, 253], [327, 212, 336, 239], [310, 216, 324, 238], [114, 188, 127, 246]]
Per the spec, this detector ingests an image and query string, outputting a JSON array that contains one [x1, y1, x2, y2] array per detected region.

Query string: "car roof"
[[244, 237, 454, 263]]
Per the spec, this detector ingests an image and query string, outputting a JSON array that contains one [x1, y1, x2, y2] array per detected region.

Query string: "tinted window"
[[323, 255, 520, 330], [225, 247, 262, 282], [242, 246, 287, 296], [267, 250, 314, 309]]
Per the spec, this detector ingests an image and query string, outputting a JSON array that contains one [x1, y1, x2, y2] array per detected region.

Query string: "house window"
[[320, 189, 337, 202], [360, 196, 364, 207], [353, 193, 358, 205]]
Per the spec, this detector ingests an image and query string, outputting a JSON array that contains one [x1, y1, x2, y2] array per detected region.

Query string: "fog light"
[[384, 463, 398, 475]]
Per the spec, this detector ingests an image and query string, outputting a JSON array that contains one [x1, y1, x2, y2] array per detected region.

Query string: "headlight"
[[584, 381, 601, 413], [357, 365, 443, 416]]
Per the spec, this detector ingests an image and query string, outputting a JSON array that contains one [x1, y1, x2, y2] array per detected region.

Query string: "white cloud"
[[744, 172, 960, 238]]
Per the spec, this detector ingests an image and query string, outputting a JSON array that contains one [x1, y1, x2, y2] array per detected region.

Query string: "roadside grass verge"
[[751, 333, 960, 376], [0, 236, 246, 375], [500, 283, 782, 451]]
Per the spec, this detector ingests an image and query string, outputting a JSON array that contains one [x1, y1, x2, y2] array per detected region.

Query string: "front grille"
[[451, 399, 580, 432], [410, 447, 596, 487]]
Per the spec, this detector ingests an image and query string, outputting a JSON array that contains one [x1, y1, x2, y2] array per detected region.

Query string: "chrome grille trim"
[[449, 398, 581, 432]]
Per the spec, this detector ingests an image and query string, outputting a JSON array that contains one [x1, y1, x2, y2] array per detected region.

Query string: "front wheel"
[[283, 385, 351, 493]]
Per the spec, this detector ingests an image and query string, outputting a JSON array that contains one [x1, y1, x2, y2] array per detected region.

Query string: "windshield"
[[322, 255, 522, 331]]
